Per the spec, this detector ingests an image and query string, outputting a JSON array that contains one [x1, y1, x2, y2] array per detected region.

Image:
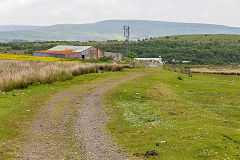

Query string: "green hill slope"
[[0, 25, 44, 32], [1, 20, 240, 42]]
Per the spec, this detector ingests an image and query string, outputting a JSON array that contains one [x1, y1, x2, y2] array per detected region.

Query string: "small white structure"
[[134, 57, 163, 63], [182, 61, 191, 63]]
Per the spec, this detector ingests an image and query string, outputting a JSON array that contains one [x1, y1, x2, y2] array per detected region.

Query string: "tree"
[[127, 51, 138, 59]]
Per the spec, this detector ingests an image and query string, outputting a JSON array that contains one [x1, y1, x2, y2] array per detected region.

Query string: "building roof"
[[49, 45, 92, 52], [35, 49, 75, 54], [35, 45, 93, 54]]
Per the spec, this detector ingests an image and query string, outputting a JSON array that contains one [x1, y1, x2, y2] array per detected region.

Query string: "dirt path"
[[16, 89, 87, 159], [14, 75, 140, 160]]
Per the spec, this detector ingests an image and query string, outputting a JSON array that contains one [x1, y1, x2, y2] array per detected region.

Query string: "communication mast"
[[123, 25, 130, 57]]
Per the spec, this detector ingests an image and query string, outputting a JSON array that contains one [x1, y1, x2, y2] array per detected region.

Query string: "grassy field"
[[164, 65, 240, 75], [105, 68, 240, 159], [0, 47, 26, 55]]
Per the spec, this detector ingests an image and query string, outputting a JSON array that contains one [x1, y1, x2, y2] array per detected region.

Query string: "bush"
[[177, 75, 183, 80], [127, 51, 138, 59]]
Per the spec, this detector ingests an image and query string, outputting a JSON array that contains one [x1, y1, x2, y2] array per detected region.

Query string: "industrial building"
[[33, 45, 122, 60]]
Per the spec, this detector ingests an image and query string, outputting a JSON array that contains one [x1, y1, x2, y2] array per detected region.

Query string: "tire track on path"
[[74, 75, 142, 160], [14, 74, 141, 160]]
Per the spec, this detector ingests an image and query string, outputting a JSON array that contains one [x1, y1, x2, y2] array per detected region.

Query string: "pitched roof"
[[35, 49, 75, 54], [49, 45, 92, 52], [35, 45, 93, 54]]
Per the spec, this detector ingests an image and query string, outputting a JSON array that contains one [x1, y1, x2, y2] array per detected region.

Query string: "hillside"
[[1, 20, 240, 42], [0, 25, 44, 32]]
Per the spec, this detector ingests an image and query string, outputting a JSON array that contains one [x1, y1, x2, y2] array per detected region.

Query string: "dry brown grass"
[[0, 60, 131, 92], [190, 68, 240, 75]]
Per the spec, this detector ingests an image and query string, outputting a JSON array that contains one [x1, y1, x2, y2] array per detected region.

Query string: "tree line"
[[0, 37, 239, 65]]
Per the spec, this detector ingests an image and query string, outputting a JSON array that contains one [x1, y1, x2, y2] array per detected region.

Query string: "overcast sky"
[[0, 0, 239, 27]]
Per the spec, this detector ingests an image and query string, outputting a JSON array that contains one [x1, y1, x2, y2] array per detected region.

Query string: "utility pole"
[[123, 25, 130, 57]]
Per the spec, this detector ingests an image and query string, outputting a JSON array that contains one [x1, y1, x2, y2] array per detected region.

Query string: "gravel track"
[[14, 75, 140, 160]]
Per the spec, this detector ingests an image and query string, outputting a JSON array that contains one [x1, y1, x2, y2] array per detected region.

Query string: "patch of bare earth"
[[13, 75, 141, 160]]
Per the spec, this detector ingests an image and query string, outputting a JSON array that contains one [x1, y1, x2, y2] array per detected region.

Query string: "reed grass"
[[191, 68, 240, 75], [0, 60, 131, 92]]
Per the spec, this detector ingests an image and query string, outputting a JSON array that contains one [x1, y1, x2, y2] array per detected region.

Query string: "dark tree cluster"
[[93, 39, 240, 65]]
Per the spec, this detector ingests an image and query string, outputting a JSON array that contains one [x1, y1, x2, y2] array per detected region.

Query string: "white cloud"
[[0, 0, 239, 27]]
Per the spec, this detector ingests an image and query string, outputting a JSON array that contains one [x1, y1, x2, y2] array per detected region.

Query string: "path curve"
[[14, 74, 141, 160]]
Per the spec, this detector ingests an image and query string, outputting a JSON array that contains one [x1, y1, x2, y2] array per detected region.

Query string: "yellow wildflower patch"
[[0, 54, 82, 63]]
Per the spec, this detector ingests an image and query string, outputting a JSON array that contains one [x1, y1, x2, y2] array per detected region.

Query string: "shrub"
[[177, 75, 183, 80]]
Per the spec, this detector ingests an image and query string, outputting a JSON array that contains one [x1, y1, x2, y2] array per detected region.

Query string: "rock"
[[144, 150, 158, 156], [133, 153, 140, 157], [147, 120, 155, 122]]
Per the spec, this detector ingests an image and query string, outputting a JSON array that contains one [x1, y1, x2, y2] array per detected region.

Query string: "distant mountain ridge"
[[1, 20, 240, 42], [0, 25, 44, 32]]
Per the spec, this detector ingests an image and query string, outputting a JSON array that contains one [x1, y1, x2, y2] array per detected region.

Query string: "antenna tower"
[[123, 25, 130, 57]]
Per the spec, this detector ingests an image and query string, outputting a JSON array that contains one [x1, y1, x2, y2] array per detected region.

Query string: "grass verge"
[[104, 68, 240, 160]]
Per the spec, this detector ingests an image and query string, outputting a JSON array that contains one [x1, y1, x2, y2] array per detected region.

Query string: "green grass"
[[105, 68, 240, 160], [0, 46, 28, 55], [0, 68, 135, 159]]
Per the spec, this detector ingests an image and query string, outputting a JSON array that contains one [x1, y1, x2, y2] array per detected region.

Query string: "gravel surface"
[[15, 89, 87, 160], [14, 75, 140, 160], [74, 76, 141, 160]]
